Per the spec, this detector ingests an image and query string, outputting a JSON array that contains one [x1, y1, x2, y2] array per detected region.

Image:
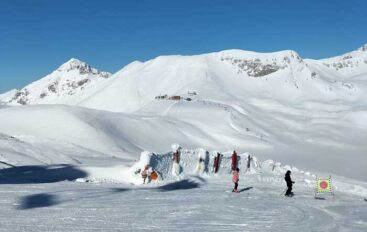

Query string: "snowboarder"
[[231, 150, 238, 171], [284, 170, 295, 196], [213, 152, 221, 173], [232, 168, 240, 192]]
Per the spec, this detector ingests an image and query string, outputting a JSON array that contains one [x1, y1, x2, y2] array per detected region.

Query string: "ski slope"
[[0, 97, 366, 181], [0, 149, 366, 231]]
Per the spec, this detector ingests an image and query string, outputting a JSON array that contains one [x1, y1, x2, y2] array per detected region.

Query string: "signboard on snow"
[[316, 178, 331, 193], [315, 176, 333, 198]]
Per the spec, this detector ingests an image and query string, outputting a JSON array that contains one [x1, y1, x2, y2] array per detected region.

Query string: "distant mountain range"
[[1, 44, 366, 113]]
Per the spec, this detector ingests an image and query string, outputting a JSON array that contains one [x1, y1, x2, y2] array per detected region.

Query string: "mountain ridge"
[[1, 44, 366, 109], [5, 58, 112, 105]]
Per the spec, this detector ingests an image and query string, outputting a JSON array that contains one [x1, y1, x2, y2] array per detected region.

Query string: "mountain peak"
[[56, 58, 111, 78], [58, 58, 90, 72], [358, 44, 367, 52], [65, 58, 84, 64], [5, 58, 111, 105]]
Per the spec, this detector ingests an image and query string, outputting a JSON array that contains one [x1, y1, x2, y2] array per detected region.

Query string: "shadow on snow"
[[17, 177, 204, 210], [0, 164, 87, 184], [239, 187, 253, 192], [156, 179, 201, 192], [19, 193, 60, 210]]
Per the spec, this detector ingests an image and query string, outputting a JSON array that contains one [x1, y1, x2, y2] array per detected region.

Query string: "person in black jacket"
[[284, 170, 295, 196]]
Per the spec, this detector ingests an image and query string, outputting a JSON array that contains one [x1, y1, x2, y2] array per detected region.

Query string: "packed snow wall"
[[130, 145, 290, 182]]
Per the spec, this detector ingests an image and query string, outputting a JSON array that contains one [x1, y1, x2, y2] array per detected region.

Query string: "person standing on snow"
[[141, 165, 153, 184], [231, 150, 238, 171], [284, 170, 295, 196], [141, 165, 148, 184], [232, 168, 240, 192]]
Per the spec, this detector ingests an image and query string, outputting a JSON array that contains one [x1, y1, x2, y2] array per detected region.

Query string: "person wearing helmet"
[[284, 170, 295, 196]]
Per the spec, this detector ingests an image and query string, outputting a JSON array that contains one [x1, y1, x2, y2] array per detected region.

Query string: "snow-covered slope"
[[66, 47, 367, 113], [316, 44, 367, 77], [0, 101, 366, 181], [0, 45, 366, 182], [6, 58, 111, 105], [1, 147, 366, 231], [0, 89, 18, 105]]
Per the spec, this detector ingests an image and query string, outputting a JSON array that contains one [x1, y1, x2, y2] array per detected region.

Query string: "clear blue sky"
[[0, 0, 366, 93]]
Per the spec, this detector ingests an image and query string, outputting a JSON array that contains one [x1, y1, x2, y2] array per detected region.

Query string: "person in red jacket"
[[232, 168, 240, 192], [231, 150, 238, 171]]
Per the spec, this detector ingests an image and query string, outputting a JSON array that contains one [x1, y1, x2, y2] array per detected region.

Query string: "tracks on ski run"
[[0, 176, 366, 231]]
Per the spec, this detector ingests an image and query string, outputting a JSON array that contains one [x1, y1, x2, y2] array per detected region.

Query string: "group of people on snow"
[[141, 164, 159, 184], [141, 164, 154, 184], [231, 166, 294, 195], [140, 147, 295, 197], [230, 150, 294, 196]]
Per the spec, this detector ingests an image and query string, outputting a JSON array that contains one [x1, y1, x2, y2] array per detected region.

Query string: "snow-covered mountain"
[[62, 45, 366, 113], [5, 58, 111, 105], [3, 45, 366, 110], [0, 89, 18, 105], [0, 45, 366, 182]]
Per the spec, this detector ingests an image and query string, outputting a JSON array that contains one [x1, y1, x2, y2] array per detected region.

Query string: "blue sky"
[[0, 0, 366, 93]]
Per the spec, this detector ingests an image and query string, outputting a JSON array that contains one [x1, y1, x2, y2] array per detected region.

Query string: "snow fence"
[[130, 146, 289, 182]]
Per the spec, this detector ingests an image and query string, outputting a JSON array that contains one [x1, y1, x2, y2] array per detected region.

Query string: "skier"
[[284, 170, 295, 196], [232, 168, 240, 192], [231, 150, 238, 171]]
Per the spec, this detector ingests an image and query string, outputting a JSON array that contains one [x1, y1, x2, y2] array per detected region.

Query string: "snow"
[[0, 89, 18, 104], [0, 149, 366, 231], [5, 58, 111, 105], [0, 45, 367, 231]]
